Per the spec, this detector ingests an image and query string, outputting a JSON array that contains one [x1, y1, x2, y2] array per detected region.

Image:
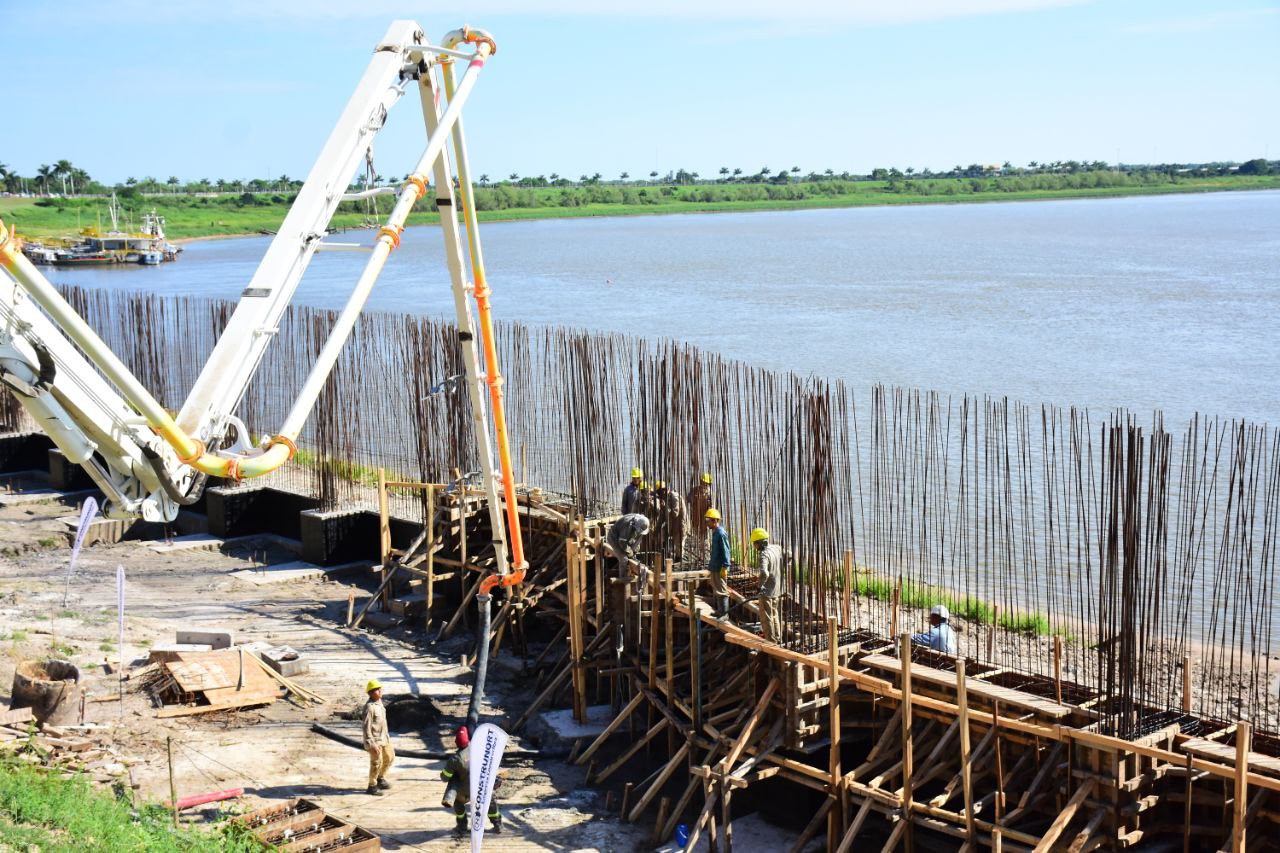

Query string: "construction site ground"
[[0, 497, 814, 852]]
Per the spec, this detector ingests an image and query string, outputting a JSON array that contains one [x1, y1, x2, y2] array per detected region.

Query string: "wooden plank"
[[900, 634, 915, 853], [835, 798, 874, 853], [860, 653, 1072, 718], [1031, 780, 1093, 852], [577, 693, 644, 766], [0, 708, 34, 725], [627, 741, 690, 821], [721, 678, 780, 772], [164, 661, 234, 692], [157, 692, 279, 718], [596, 719, 669, 784], [829, 618, 844, 846], [1234, 721, 1250, 853], [1182, 731, 1280, 776]]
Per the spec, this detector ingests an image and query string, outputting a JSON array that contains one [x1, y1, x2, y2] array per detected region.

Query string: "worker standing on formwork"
[[622, 468, 644, 515], [361, 679, 393, 796], [686, 473, 713, 561], [440, 726, 503, 838], [752, 528, 786, 643], [912, 604, 958, 655], [654, 481, 686, 562], [705, 508, 732, 619]]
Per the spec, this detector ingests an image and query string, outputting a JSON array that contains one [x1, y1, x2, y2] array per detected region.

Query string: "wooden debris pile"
[[149, 649, 285, 717], [0, 707, 138, 787], [235, 798, 380, 851]]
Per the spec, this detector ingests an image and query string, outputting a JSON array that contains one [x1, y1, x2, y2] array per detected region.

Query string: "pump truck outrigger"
[[0, 19, 526, 707]]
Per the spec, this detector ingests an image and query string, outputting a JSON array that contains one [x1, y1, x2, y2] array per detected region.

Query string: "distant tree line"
[[2, 157, 1272, 200]]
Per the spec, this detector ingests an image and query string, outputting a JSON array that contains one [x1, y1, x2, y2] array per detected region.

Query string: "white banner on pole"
[[116, 564, 125, 712], [469, 722, 509, 853], [61, 497, 99, 606]]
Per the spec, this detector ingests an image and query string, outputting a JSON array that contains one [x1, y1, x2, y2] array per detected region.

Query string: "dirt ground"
[[0, 497, 677, 851]]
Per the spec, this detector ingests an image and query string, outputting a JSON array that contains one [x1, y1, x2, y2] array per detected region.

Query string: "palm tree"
[[719, 167, 730, 182], [732, 168, 742, 180], [167, 176, 180, 193], [619, 171, 629, 181], [759, 166, 771, 182], [508, 173, 519, 182], [36, 164, 53, 194], [649, 171, 658, 181], [578, 174, 588, 184], [790, 166, 800, 174], [479, 174, 489, 186], [548, 173, 559, 183], [824, 168, 834, 178]]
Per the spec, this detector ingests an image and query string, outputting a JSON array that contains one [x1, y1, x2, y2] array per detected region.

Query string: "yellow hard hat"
[[640, 480, 649, 489], [630, 467, 643, 478], [654, 480, 665, 489], [750, 528, 769, 544], [705, 508, 722, 520], [701, 472, 713, 484], [366, 679, 382, 693]]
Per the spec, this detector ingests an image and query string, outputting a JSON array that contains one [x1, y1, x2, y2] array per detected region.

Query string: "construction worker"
[[912, 604, 958, 655], [440, 725, 502, 837], [607, 513, 651, 657], [654, 481, 686, 561], [686, 473, 713, 531], [622, 467, 644, 515], [752, 528, 785, 643], [361, 679, 393, 795], [705, 508, 731, 619]]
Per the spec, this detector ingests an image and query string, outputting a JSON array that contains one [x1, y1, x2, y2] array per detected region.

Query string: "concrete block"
[[389, 593, 427, 618], [261, 646, 308, 678], [47, 449, 95, 491], [300, 508, 379, 567], [359, 610, 400, 631], [148, 643, 213, 662], [175, 629, 233, 650]]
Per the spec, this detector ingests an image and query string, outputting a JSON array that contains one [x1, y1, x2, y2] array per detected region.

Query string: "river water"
[[46, 190, 1280, 425]]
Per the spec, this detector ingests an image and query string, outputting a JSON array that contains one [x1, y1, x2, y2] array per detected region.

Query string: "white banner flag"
[[469, 722, 509, 853], [61, 497, 99, 606]]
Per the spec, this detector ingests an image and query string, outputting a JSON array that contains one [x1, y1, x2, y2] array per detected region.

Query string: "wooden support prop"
[[1182, 655, 1192, 714], [596, 719, 669, 783], [841, 550, 853, 628], [1065, 809, 1106, 853], [722, 678, 780, 772], [345, 591, 355, 627], [653, 796, 671, 844], [1031, 779, 1093, 852], [689, 584, 704, 733], [988, 606, 998, 663], [377, 467, 390, 566], [1053, 635, 1063, 705], [512, 662, 573, 732], [683, 778, 719, 853], [441, 571, 484, 640], [426, 484, 436, 623], [890, 579, 901, 639], [879, 820, 906, 853], [1234, 721, 1250, 853], [835, 799, 874, 853], [567, 537, 587, 723], [665, 558, 675, 698], [993, 700, 1006, 821], [1182, 754, 1194, 853], [577, 693, 644, 766], [900, 633, 915, 853], [828, 618, 844, 846], [628, 741, 690, 821], [649, 554, 661, 690], [787, 797, 834, 853], [620, 782, 634, 819], [350, 563, 401, 629]]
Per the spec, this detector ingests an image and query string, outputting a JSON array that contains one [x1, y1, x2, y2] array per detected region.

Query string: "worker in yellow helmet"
[[362, 679, 394, 795], [686, 473, 714, 561], [653, 480, 686, 561], [705, 508, 732, 619], [622, 467, 644, 515], [751, 528, 785, 643]]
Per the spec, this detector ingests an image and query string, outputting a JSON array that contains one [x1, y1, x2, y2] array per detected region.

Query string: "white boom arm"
[[0, 19, 524, 574]]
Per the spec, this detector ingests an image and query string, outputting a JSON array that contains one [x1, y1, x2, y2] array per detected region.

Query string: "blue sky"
[[3, 0, 1277, 184]]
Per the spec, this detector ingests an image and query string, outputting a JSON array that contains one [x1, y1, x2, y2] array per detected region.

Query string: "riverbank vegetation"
[[2, 162, 1277, 240]]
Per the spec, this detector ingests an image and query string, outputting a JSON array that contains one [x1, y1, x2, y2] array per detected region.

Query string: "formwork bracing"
[[8, 285, 1279, 850]]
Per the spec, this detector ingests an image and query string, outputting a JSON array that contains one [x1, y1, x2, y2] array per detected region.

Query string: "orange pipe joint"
[[480, 567, 526, 596]]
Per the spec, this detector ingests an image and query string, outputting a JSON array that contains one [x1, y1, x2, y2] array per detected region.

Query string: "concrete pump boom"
[[0, 20, 525, 577]]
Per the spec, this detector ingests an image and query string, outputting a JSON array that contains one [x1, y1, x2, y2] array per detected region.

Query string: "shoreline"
[[177, 181, 1280, 242], [14, 180, 1279, 244]]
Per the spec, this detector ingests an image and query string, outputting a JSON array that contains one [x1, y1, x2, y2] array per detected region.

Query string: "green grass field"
[[3, 172, 1277, 241], [0, 753, 264, 851]]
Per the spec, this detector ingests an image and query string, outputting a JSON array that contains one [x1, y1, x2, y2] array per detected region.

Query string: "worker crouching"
[[362, 679, 394, 795], [441, 726, 503, 837]]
